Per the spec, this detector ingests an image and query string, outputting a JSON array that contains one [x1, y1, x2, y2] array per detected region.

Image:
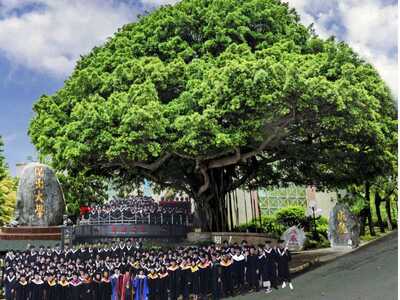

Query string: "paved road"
[[233, 232, 398, 300]]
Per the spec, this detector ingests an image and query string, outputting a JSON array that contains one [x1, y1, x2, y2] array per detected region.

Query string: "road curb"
[[290, 262, 312, 273]]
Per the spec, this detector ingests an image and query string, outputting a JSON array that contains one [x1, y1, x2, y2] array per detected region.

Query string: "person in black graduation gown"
[[231, 248, 245, 293], [179, 260, 191, 300], [45, 274, 58, 300], [100, 271, 112, 300], [219, 255, 233, 297], [69, 274, 82, 300], [4, 269, 16, 300], [92, 273, 102, 300], [158, 266, 169, 300], [276, 240, 293, 290], [209, 256, 221, 300], [147, 268, 159, 300], [262, 241, 277, 292], [198, 256, 210, 299], [246, 248, 259, 292], [189, 260, 200, 300], [30, 273, 45, 300], [58, 275, 70, 300], [80, 274, 94, 300], [15, 275, 29, 300], [167, 260, 180, 300]]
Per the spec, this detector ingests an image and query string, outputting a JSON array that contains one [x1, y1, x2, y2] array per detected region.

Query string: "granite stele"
[[14, 163, 65, 226], [328, 203, 360, 248]]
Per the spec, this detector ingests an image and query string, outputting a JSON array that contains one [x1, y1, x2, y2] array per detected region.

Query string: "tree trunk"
[[194, 168, 231, 232], [374, 192, 385, 233], [359, 208, 366, 236], [385, 196, 395, 230], [365, 182, 376, 236], [227, 192, 234, 231]]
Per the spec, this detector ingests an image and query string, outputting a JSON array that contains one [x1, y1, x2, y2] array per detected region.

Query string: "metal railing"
[[82, 212, 191, 226]]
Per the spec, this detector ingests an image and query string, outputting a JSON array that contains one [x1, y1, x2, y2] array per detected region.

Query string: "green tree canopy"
[[29, 0, 397, 231], [0, 136, 7, 180], [58, 172, 109, 217], [0, 136, 16, 225], [0, 176, 17, 226]]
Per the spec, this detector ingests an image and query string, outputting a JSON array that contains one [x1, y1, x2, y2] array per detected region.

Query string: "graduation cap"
[[278, 239, 285, 243]]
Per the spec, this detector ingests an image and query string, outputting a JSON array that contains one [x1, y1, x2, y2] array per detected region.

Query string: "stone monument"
[[281, 226, 306, 251], [328, 203, 360, 248], [14, 162, 65, 226]]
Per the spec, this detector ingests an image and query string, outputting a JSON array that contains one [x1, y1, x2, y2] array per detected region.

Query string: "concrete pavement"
[[233, 231, 398, 300]]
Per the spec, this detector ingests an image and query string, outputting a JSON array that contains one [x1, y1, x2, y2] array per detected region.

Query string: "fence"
[[82, 211, 192, 226]]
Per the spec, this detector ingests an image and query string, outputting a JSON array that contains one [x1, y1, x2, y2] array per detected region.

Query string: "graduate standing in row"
[[14, 275, 28, 300], [133, 269, 148, 300], [147, 268, 159, 300], [277, 240, 293, 290], [4, 269, 16, 300], [158, 267, 169, 300], [261, 240, 278, 293], [3, 238, 294, 299], [220, 255, 233, 297], [246, 247, 259, 292]]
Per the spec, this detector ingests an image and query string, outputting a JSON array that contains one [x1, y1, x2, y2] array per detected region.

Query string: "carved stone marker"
[[281, 226, 306, 251], [14, 163, 65, 226], [328, 203, 360, 248]]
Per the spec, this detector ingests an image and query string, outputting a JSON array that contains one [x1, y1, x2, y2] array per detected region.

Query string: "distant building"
[[258, 185, 338, 219]]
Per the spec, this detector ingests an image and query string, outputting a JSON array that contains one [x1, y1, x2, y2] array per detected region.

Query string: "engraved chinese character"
[[35, 203, 45, 218], [337, 210, 348, 235], [35, 178, 44, 189], [35, 191, 44, 204], [35, 167, 44, 177]]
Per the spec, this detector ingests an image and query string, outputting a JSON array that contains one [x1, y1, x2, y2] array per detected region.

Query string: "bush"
[[261, 215, 285, 237], [315, 216, 329, 238], [275, 206, 307, 228], [235, 206, 332, 243], [234, 215, 286, 238], [303, 232, 330, 250], [234, 220, 265, 233]]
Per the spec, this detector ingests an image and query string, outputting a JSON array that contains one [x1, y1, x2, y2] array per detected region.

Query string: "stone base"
[[0, 226, 61, 240]]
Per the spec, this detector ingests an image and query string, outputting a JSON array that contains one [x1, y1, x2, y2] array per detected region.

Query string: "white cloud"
[[287, 0, 398, 96], [141, 0, 179, 5], [0, 0, 397, 96], [2, 133, 17, 144], [0, 0, 140, 77]]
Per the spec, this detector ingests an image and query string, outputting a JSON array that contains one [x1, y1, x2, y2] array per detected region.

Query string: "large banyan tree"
[[29, 0, 396, 231]]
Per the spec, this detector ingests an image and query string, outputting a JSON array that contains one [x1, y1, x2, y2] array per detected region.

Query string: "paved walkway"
[[289, 230, 395, 273], [234, 231, 398, 300]]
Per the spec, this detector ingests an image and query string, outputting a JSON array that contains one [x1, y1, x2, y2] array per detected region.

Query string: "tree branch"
[[207, 114, 293, 169], [227, 158, 258, 192], [129, 153, 172, 171], [197, 163, 210, 196], [100, 153, 172, 173]]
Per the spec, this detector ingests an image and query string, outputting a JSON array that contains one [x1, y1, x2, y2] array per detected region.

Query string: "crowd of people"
[[3, 239, 293, 300], [82, 196, 192, 226]]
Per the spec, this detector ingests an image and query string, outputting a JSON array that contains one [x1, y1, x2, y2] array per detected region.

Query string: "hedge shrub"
[[275, 206, 308, 227]]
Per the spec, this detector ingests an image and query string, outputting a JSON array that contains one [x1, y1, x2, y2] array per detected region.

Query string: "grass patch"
[[360, 227, 392, 242]]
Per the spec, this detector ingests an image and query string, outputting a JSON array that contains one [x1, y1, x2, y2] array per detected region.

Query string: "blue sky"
[[0, 0, 398, 176]]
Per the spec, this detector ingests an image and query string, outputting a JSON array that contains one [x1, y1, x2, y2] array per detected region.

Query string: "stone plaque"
[[14, 163, 65, 226], [214, 235, 222, 244], [328, 203, 360, 248], [281, 226, 306, 251]]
